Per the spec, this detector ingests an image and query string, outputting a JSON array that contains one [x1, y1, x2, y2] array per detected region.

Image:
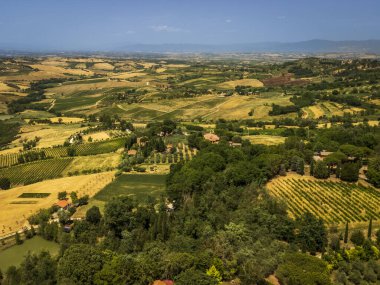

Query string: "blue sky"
[[1, 0, 379, 50]]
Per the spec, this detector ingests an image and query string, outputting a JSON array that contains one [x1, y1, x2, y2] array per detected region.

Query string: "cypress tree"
[[310, 160, 315, 176], [368, 218, 373, 239], [15, 232, 23, 245], [344, 221, 349, 243]]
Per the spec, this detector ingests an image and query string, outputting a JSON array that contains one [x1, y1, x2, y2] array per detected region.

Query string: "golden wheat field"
[[0, 172, 115, 237], [217, 78, 264, 88]]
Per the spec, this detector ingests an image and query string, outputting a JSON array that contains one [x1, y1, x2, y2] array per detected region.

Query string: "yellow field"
[[49, 117, 84, 123], [118, 93, 294, 121], [62, 153, 120, 175], [83, 131, 110, 142], [242, 135, 285, 145], [8, 124, 86, 150], [303, 102, 365, 119], [218, 78, 264, 89], [46, 79, 144, 96], [110, 72, 147, 79], [203, 95, 293, 120], [29, 64, 93, 76], [0, 172, 115, 237], [92, 63, 115, 70], [0, 82, 15, 92]]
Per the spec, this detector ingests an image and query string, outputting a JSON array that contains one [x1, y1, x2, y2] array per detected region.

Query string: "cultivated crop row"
[[267, 177, 380, 224], [0, 137, 127, 168], [0, 158, 74, 187], [147, 143, 197, 164]]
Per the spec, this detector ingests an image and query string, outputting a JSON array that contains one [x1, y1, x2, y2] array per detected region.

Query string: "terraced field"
[[267, 175, 380, 224]]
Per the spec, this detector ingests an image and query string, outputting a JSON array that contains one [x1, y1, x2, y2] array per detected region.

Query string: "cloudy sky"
[[1, 0, 379, 50]]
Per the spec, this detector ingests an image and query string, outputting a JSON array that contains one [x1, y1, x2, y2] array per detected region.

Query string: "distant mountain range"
[[115, 40, 380, 54], [1, 39, 380, 54]]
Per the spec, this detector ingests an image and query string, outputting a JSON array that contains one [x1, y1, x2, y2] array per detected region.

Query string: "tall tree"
[[368, 218, 373, 239], [57, 244, 104, 285], [344, 221, 349, 244]]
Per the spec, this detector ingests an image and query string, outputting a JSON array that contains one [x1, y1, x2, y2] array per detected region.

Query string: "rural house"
[[55, 200, 70, 210], [204, 133, 220, 144]]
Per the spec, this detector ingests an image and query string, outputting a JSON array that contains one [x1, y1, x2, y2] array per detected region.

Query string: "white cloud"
[[151, 25, 181, 32], [225, 19, 232, 23], [125, 30, 135, 34]]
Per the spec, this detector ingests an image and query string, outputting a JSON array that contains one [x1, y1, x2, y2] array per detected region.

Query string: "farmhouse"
[[153, 280, 174, 285], [204, 133, 220, 144], [313, 150, 334, 162], [127, 149, 137, 156], [55, 199, 70, 210]]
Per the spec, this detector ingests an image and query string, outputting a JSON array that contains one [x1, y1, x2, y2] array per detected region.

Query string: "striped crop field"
[[0, 158, 73, 187], [267, 175, 380, 224]]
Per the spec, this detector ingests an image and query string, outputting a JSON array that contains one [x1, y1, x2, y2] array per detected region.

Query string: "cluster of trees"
[[17, 150, 47, 164], [2, 135, 340, 285], [21, 137, 41, 151], [324, 221, 380, 285], [269, 103, 300, 116], [234, 85, 262, 95], [0, 121, 20, 147]]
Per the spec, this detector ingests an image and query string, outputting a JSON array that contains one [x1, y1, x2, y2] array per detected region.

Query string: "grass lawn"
[[73, 174, 167, 218], [0, 236, 59, 271], [94, 173, 166, 202]]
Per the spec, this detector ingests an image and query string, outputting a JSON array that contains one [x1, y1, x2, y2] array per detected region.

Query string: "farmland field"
[[62, 153, 120, 175], [0, 158, 74, 186], [0, 172, 114, 237], [0, 236, 59, 271], [117, 93, 294, 121], [242, 135, 286, 145], [94, 174, 166, 202], [267, 174, 380, 224], [73, 174, 166, 219]]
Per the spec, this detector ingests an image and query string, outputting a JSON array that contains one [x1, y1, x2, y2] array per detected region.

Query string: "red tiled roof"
[[56, 200, 69, 208], [127, 149, 137, 155], [204, 133, 220, 142]]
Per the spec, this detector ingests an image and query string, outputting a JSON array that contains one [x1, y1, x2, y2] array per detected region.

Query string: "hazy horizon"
[[1, 0, 380, 51]]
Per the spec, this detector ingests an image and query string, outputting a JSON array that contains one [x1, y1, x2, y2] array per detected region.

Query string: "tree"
[[18, 251, 57, 285], [344, 221, 349, 244], [313, 161, 329, 179], [104, 197, 136, 236], [15, 232, 23, 245], [4, 266, 20, 285], [58, 191, 67, 200], [310, 160, 315, 176], [86, 206, 101, 224], [93, 255, 138, 285], [0, 177, 10, 190], [57, 210, 71, 224], [368, 218, 373, 239], [57, 244, 104, 285], [350, 230, 365, 246], [78, 195, 89, 206], [367, 156, 380, 187], [276, 253, 331, 285], [340, 163, 359, 182], [67, 147, 76, 157], [175, 268, 218, 285], [295, 212, 327, 254], [70, 191, 78, 203], [296, 158, 305, 175], [206, 265, 222, 284], [376, 229, 380, 245]]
